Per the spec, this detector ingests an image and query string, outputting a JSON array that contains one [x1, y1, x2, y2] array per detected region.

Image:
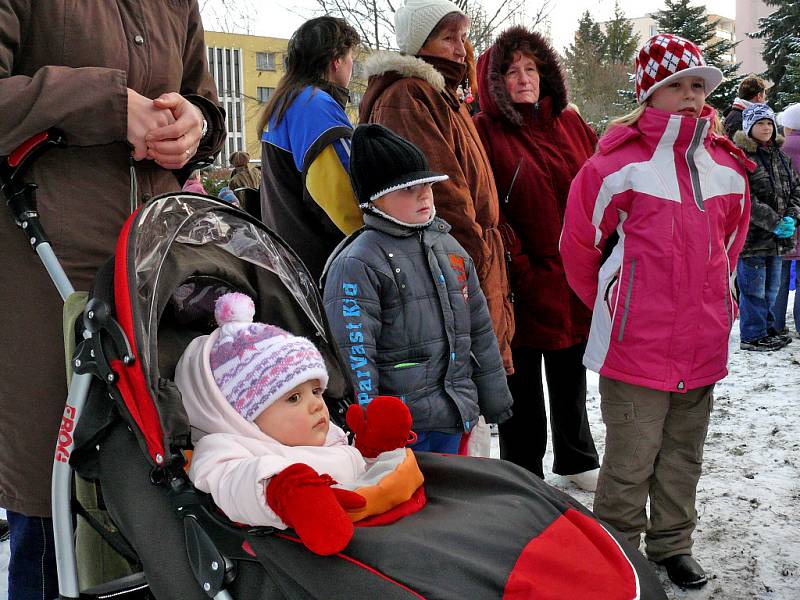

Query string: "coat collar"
[[733, 129, 785, 154], [364, 52, 446, 92], [363, 212, 450, 238]]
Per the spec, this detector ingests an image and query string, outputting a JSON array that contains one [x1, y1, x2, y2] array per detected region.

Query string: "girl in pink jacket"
[[175, 293, 423, 555], [560, 34, 752, 589]]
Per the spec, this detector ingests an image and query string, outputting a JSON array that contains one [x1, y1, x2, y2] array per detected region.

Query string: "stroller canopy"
[[96, 193, 352, 468]]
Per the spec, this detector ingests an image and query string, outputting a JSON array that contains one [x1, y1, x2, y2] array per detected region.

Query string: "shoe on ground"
[[656, 554, 708, 588], [566, 468, 599, 492], [767, 328, 793, 346], [740, 335, 784, 351]]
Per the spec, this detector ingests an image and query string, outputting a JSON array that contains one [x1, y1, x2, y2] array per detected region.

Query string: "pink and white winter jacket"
[[175, 330, 368, 528], [560, 105, 752, 393]]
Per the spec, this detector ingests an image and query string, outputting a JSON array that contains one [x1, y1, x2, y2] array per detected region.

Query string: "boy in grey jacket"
[[323, 124, 512, 453]]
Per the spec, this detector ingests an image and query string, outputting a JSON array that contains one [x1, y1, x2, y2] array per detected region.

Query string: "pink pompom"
[[215, 292, 255, 326]]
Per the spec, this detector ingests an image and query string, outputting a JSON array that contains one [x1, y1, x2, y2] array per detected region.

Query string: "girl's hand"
[[145, 93, 205, 170], [126, 89, 175, 161]]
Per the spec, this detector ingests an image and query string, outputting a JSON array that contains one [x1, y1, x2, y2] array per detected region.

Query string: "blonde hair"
[[608, 104, 647, 128]]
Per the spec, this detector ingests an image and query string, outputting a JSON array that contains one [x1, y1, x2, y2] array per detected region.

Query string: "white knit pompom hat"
[[209, 293, 328, 422], [394, 0, 465, 56]]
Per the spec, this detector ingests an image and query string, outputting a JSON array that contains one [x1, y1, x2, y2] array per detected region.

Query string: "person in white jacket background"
[[175, 292, 423, 555]]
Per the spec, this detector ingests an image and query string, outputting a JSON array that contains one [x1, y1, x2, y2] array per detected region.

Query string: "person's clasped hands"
[[126, 89, 205, 170], [773, 216, 797, 239]]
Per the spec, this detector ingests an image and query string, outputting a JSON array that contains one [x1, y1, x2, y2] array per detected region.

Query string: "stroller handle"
[[1, 129, 66, 249]]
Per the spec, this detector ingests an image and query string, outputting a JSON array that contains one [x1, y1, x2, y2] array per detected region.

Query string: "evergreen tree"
[[652, 0, 740, 111], [775, 54, 800, 109], [565, 10, 636, 133], [605, 1, 639, 65], [750, 0, 800, 112]]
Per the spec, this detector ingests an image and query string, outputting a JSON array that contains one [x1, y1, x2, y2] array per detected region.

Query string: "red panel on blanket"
[[503, 507, 639, 600]]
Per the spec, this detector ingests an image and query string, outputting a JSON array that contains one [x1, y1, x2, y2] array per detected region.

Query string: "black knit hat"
[[350, 124, 448, 205]]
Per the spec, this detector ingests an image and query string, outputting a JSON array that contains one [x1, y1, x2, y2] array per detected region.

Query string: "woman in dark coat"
[[0, 1, 224, 595], [473, 26, 600, 487]]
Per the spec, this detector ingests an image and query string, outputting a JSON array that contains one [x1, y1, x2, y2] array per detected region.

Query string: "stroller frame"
[[1, 132, 237, 600]]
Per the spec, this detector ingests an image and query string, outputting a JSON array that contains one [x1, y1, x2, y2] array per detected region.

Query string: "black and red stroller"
[[2, 133, 668, 600]]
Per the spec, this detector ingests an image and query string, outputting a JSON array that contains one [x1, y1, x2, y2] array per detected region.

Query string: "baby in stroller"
[[175, 292, 425, 556]]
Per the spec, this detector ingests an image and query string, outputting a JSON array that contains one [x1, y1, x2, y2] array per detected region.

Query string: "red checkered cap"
[[635, 33, 723, 104]]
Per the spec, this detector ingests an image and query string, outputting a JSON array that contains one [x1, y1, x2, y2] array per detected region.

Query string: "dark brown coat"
[[0, 0, 225, 516], [359, 52, 514, 373]]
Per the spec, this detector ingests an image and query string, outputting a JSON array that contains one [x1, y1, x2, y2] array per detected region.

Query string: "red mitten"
[[346, 395, 417, 459], [266, 463, 366, 555]]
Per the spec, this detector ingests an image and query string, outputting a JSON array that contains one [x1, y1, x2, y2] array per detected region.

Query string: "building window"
[[256, 52, 276, 71], [257, 87, 275, 103], [649, 24, 658, 37], [206, 45, 245, 167]]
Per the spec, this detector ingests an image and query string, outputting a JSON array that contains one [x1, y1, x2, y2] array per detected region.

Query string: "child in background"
[[182, 170, 206, 194], [561, 34, 752, 588], [175, 292, 424, 556], [733, 104, 800, 348], [323, 124, 513, 454]]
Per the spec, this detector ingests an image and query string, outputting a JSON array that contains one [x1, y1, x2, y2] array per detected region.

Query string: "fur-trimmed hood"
[[359, 52, 448, 121], [476, 26, 568, 126], [733, 129, 785, 154]]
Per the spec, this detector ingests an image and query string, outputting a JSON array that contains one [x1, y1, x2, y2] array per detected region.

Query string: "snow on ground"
[[1, 298, 798, 599]]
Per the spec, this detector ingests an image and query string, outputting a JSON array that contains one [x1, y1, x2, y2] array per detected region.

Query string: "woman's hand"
[[145, 92, 205, 170], [126, 88, 175, 161]]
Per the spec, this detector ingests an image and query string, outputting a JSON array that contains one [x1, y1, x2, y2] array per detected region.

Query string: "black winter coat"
[[323, 213, 512, 434], [733, 131, 800, 256]]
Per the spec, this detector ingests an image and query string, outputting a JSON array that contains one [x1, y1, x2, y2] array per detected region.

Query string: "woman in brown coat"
[[0, 1, 224, 596], [359, 0, 514, 374]]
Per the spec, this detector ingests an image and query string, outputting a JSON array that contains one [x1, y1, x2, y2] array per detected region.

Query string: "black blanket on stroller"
[[247, 452, 666, 599], [100, 420, 665, 600]]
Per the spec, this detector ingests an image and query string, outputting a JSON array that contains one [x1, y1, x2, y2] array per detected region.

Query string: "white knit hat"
[[780, 103, 800, 131], [209, 293, 328, 422], [394, 0, 465, 56]]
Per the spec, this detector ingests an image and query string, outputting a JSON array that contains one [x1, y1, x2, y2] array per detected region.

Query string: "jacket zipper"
[[617, 259, 636, 342]]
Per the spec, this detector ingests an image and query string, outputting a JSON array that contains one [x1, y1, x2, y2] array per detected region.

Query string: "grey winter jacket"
[[733, 131, 800, 256], [323, 213, 513, 434]]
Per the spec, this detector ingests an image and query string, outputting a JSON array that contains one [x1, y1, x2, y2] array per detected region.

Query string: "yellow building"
[[204, 31, 289, 166]]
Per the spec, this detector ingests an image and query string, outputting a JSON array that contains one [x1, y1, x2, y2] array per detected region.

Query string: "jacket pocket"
[[603, 273, 619, 316], [376, 360, 429, 397], [617, 259, 637, 342]]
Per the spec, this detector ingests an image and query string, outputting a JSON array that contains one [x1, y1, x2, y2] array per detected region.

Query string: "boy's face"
[[751, 119, 774, 144], [253, 379, 329, 446], [648, 76, 706, 118], [373, 183, 435, 224]]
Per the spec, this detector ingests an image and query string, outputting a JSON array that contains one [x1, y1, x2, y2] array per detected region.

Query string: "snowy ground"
[[1, 296, 798, 599]]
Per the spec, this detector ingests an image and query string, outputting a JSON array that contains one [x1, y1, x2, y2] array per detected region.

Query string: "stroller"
[[2, 133, 668, 600]]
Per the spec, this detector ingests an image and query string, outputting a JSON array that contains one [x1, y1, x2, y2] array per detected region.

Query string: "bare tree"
[[312, 0, 553, 53], [457, 0, 553, 55], [199, 0, 258, 34], [314, 0, 398, 50]]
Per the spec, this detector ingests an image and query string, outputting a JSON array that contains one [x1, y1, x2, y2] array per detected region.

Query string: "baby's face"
[[253, 379, 329, 446]]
